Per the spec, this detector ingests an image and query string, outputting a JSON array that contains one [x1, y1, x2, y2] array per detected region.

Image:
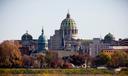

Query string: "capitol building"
[[48, 12, 81, 51], [18, 12, 123, 57], [19, 12, 89, 57]]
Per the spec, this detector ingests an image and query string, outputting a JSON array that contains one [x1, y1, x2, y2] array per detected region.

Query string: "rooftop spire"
[[42, 26, 44, 35], [66, 9, 70, 18]]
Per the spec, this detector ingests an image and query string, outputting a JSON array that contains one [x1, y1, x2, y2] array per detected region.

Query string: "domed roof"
[[104, 33, 115, 40], [60, 13, 77, 30], [21, 31, 33, 41], [104, 33, 115, 43], [38, 28, 47, 43]]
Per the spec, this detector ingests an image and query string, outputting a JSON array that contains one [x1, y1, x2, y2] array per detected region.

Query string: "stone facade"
[[89, 38, 110, 57]]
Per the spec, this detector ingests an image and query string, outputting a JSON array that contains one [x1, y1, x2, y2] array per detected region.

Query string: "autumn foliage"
[[0, 40, 22, 68]]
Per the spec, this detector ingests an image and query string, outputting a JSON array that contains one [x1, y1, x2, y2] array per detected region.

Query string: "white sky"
[[0, 0, 128, 42]]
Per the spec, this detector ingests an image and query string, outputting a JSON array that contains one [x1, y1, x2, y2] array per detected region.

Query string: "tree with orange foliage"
[[0, 40, 22, 68]]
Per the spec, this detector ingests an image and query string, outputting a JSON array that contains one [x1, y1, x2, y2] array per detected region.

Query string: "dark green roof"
[[21, 31, 33, 41]]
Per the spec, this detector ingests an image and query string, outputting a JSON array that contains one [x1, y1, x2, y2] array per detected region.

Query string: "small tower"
[[38, 27, 47, 52]]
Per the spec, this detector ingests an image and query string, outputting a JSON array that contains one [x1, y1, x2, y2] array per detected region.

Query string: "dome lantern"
[[66, 12, 70, 18]]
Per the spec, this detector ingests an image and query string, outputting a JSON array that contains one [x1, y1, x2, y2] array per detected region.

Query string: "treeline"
[[0, 40, 128, 68], [92, 51, 128, 68], [0, 41, 88, 68]]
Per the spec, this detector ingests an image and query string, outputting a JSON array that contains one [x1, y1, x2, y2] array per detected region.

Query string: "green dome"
[[104, 33, 115, 40], [21, 31, 33, 41], [38, 35, 46, 43], [60, 13, 77, 30], [38, 28, 47, 52], [38, 29, 47, 43], [104, 33, 115, 43]]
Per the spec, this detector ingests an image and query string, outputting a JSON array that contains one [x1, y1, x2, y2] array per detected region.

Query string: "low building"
[[119, 38, 128, 46], [102, 46, 128, 56]]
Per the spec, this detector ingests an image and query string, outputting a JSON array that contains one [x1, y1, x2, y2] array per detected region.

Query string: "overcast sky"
[[0, 0, 128, 42]]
